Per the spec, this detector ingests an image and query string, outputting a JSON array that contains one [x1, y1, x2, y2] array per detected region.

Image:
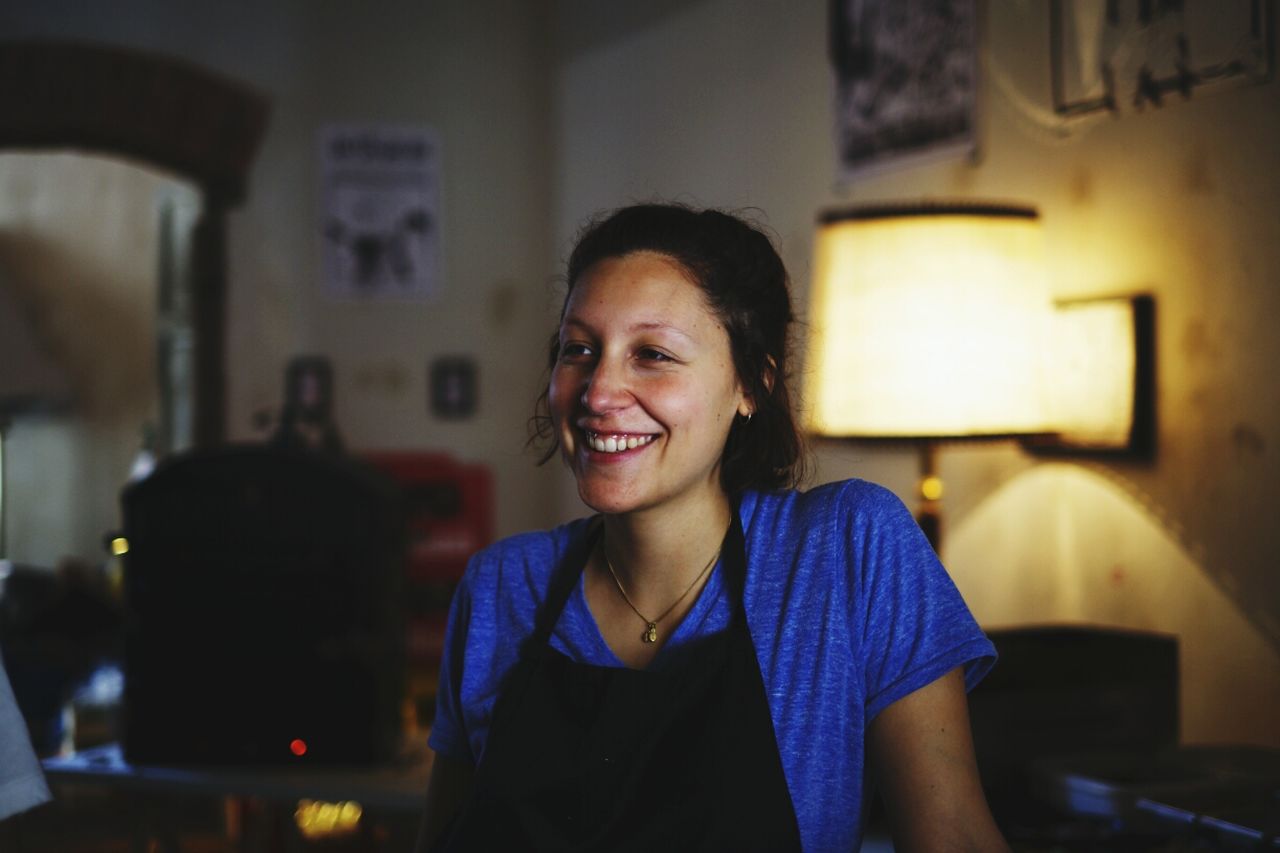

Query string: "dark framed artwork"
[[429, 356, 477, 420], [830, 0, 979, 179], [1050, 0, 1274, 117]]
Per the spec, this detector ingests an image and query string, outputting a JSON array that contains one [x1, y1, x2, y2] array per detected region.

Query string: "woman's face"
[[550, 251, 750, 516]]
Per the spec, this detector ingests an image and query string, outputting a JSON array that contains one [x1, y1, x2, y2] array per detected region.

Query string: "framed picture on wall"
[[830, 0, 978, 179], [1050, 0, 1273, 117], [320, 125, 441, 301]]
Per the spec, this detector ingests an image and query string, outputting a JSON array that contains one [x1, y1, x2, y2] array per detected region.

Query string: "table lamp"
[[803, 202, 1150, 550]]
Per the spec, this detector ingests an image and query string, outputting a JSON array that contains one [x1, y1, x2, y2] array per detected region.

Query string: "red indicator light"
[[290, 739, 308, 756]]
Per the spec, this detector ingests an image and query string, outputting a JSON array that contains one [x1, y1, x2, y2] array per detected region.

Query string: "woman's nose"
[[581, 357, 629, 414]]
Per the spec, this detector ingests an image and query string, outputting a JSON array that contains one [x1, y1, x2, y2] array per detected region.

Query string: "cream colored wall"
[[237, 0, 561, 540], [550, 0, 1280, 746], [2, 0, 561, 540]]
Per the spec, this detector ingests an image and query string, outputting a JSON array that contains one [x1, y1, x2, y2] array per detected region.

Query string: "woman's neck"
[[600, 489, 733, 607]]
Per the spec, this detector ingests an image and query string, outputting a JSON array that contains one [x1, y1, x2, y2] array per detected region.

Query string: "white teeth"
[[586, 431, 654, 453]]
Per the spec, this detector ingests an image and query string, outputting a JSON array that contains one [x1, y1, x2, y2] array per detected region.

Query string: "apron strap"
[[721, 501, 748, 607], [527, 515, 602, 651]]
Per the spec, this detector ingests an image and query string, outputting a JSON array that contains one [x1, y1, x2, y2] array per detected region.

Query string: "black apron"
[[436, 509, 803, 852]]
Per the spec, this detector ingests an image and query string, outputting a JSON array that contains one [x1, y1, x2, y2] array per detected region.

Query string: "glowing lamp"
[[804, 202, 1152, 548], [1044, 296, 1148, 450], [807, 204, 1053, 437]]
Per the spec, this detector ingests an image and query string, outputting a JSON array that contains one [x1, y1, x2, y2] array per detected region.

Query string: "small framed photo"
[[429, 356, 477, 420]]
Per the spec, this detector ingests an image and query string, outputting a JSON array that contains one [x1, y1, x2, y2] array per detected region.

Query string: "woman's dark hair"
[[530, 202, 806, 494]]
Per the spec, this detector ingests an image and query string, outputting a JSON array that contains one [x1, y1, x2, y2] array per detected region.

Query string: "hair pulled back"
[[532, 202, 806, 495]]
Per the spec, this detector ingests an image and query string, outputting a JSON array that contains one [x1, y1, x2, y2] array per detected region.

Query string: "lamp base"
[[916, 505, 941, 553], [916, 443, 943, 554]]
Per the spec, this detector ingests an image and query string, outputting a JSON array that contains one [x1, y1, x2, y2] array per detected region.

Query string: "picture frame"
[[1050, 0, 1274, 117], [830, 0, 979, 179]]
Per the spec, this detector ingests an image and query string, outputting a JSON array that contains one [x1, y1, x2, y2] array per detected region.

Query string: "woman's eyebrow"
[[561, 316, 697, 344], [629, 320, 696, 343]]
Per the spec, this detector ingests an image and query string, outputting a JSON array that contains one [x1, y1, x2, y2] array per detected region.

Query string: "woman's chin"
[[574, 477, 649, 516], [576, 487, 634, 516]]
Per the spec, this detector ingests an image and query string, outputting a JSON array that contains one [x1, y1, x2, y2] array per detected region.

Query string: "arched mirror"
[[0, 153, 201, 565], [0, 41, 268, 569]]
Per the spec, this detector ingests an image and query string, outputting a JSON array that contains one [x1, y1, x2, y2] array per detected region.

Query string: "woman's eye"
[[559, 342, 595, 360], [637, 348, 673, 363]]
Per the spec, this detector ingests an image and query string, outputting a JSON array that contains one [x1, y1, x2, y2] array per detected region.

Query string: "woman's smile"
[[580, 429, 659, 455]]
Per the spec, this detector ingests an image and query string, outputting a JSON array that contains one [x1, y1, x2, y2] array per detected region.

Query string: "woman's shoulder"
[[461, 516, 595, 599], [745, 477, 913, 533], [741, 479, 926, 594]]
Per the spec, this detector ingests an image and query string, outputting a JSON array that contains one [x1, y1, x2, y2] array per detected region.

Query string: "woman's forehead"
[[564, 253, 721, 331], [573, 249, 694, 287]]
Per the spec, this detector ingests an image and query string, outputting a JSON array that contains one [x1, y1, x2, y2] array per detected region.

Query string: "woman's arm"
[[866, 667, 1010, 853], [413, 751, 475, 853]]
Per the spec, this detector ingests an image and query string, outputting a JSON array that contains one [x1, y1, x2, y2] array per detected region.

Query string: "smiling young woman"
[[415, 204, 1009, 852]]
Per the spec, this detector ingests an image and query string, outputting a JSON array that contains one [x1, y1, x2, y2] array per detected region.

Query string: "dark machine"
[[970, 626, 1280, 849], [120, 444, 405, 766]]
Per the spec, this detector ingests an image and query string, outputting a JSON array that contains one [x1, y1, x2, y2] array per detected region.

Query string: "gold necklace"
[[603, 542, 721, 644]]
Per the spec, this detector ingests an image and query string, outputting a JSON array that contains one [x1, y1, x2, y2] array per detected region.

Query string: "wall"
[[0, 0, 561, 544], [550, 0, 1280, 746]]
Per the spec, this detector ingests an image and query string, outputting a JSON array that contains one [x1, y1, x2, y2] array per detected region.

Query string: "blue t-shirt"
[[430, 479, 995, 852]]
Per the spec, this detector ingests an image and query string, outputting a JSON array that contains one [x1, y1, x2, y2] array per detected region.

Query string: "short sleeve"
[[849, 486, 995, 722], [427, 561, 477, 764], [0, 653, 51, 820]]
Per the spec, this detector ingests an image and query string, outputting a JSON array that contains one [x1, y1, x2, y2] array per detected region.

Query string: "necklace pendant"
[[643, 623, 658, 643]]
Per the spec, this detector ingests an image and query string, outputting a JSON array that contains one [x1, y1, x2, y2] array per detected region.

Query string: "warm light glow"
[[804, 206, 1054, 437], [289, 738, 307, 756], [1049, 298, 1137, 447], [920, 476, 945, 501], [110, 537, 129, 556], [295, 798, 363, 839]]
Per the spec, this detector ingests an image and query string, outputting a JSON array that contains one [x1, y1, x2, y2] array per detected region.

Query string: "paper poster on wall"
[[830, 0, 977, 179], [320, 125, 440, 300]]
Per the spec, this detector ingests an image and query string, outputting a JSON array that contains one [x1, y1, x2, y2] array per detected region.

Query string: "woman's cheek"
[[548, 368, 572, 417]]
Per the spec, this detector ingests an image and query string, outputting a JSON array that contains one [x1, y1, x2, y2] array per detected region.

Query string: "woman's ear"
[[763, 355, 778, 394], [737, 355, 777, 418]]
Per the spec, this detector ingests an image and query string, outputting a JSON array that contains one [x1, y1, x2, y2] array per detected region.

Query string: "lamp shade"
[[804, 203, 1053, 438]]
